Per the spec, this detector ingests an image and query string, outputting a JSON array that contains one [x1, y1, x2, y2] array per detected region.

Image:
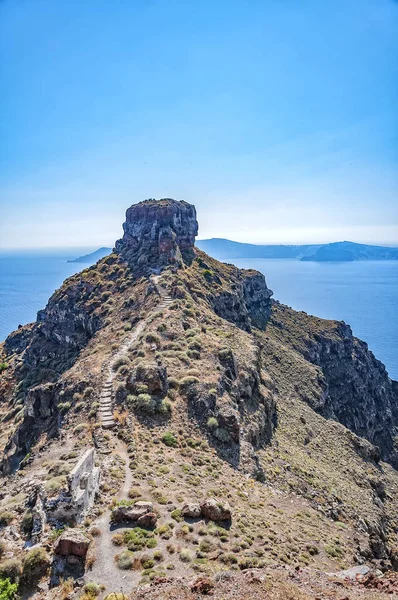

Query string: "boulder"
[[131, 363, 168, 395], [181, 503, 202, 519], [54, 529, 90, 558], [134, 501, 154, 511], [200, 498, 231, 522], [137, 512, 157, 528], [111, 505, 148, 523]]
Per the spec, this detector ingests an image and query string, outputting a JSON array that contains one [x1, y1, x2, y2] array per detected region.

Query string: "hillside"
[[1, 198, 398, 600]]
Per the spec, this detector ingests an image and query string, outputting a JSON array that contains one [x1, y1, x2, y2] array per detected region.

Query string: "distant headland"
[[69, 239, 398, 263]]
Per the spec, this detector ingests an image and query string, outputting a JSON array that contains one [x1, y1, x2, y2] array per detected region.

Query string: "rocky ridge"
[[0, 198, 398, 600]]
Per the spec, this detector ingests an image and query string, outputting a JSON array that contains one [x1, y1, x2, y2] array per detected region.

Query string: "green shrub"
[[135, 394, 153, 412], [158, 399, 172, 415], [0, 363, 8, 373], [83, 386, 94, 398], [167, 377, 180, 389], [179, 549, 191, 563], [83, 582, 100, 596], [44, 476, 67, 494], [123, 528, 154, 551], [146, 333, 160, 344], [73, 423, 89, 434], [218, 348, 233, 361], [188, 338, 202, 350], [58, 402, 71, 414], [207, 417, 218, 430], [179, 376, 199, 388], [238, 557, 259, 570], [170, 509, 182, 522], [20, 511, 33, 534], [128, 487, 141, 499], [21, 547, 50, 584], [153, 550, 163, 562], [0, 578, 18, 600], [161, 432, 178, 447], [112, 356, 130, 372], [0, 560, 21, 584], [0, 513, 13, 527], [116, 550, 134, 570], [134, 383, 149, 395]]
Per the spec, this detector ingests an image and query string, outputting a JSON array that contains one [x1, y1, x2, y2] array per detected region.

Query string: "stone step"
[[101, 416, 115, 423], [102, 422, 115, 429]]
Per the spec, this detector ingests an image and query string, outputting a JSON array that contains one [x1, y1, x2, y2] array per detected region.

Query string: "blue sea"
[[0, 251, 397, 380]]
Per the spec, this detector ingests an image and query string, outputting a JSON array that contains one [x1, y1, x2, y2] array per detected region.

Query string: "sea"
[[0, 251, 397, 380]]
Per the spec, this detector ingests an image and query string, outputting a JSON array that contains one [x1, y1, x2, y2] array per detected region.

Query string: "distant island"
[[69, 239, 398, 263], [197, 239, 398, 262], [67, 247, 112, 263]]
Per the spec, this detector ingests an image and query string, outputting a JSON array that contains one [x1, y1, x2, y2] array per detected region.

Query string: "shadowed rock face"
[[115, 198, 198, 274]]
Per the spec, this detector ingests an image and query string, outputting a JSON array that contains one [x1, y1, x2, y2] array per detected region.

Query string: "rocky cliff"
[[267, 303, 398, 467], [115, 198, 198, 274]]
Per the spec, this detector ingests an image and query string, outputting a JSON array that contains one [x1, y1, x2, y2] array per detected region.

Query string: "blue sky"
[[0, 0, 397, 248]]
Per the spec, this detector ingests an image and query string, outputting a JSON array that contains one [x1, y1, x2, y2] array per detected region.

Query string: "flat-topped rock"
[[115, 198, 198, 275]]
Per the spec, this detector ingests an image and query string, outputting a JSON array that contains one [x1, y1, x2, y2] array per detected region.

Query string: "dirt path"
[[89, 277, 172, 595]]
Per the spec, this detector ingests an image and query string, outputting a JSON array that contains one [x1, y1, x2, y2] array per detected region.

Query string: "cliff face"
[[115, 198, 198, 274], [268, 303, 398, 467], [306, 325, 398, 466]]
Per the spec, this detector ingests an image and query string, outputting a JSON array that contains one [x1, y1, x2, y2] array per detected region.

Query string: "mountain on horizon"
[[71, 239, 398, 264]]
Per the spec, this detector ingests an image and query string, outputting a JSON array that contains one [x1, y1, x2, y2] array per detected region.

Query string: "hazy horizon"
[[1, 237, 398, 253], [1, 0, 397, 248]]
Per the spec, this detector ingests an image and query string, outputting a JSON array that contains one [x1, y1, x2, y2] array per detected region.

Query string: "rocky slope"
[[0, 198, 398, 600]]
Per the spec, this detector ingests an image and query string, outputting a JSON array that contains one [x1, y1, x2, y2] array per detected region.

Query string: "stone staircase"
[[98, 378, 114, 429], [97, 276, 173, 430]]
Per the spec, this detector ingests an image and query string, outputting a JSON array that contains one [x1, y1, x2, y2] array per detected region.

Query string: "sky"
[[0, 0, 397, 248]]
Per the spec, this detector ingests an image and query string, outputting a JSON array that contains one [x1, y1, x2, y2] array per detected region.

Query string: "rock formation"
[[115, 198, 198, 274], [2, 197, 398, 596]]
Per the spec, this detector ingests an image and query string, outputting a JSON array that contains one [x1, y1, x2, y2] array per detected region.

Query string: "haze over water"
[[0, 251, 397, 380]]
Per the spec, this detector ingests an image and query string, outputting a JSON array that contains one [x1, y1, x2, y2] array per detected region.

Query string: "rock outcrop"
[[111, 501, 157, 527], [200, 498, 232, 522], [115, 198, 198, 275], [306, 323, 398, 467], [269, 303, 398, 468], [54, 529, 90, 558], [67, 448, 100, 519]]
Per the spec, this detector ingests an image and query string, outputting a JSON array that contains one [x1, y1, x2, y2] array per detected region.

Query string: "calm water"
[[0, 252, 397, 380], [231, 259, 398, 380], [0, 249, 96, 342]]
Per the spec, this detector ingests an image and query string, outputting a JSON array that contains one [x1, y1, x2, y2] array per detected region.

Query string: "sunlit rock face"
[[115, 198, 198, 275]]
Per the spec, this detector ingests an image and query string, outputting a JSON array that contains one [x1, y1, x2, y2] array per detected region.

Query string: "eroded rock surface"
[[115, 198, 198, 274], [54, 529, 90, 558]]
